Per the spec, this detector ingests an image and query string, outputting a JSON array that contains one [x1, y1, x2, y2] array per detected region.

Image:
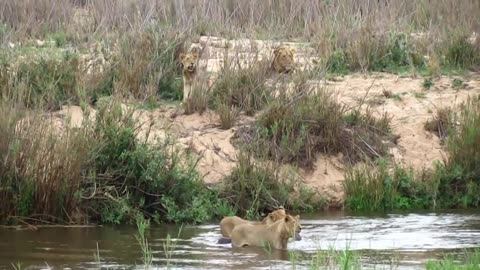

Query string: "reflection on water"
[[1, 210, 479, 269]]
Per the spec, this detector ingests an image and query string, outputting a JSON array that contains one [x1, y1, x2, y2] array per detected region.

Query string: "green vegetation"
[[452, 78, 465, 89], [344, 160, 431, 211], [290, 246, 480, 270], [344, 97, 480, 211], [234, 84, 393, 169], [426, 249, 480, 270], [0, 0, 479, 225], [0, 99, 231, 225], [211, 60, 271, 116], [423, 78, 434, 90], [424, 107, 455, 143], [220, 151, 322, 219]]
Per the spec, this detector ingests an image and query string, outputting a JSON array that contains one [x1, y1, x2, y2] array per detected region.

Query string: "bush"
[[435, 96, 480, 208], [0, 100, 233, 225], [0, 105, 91, 223], [183, 86, 209, 115], [211, 60, 272, 116], [426, 248, 480, 270], [220, 151, 322, 219], [326, 50, 349, 74], [344, 160, 431, 211], [371, 32, 425, 73], [345, 97, 480, 211], [4, 51, 80, 110], [234, 84, 393, 168], [114, 30, 184, 101], [444, 34, 480, 69], [82, 101, 227, 224], [424, 107, 454, 143]]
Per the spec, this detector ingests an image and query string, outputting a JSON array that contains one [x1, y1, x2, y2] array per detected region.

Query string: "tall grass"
[[235, 82, 393, 169], [344, 160, 431, 211], [0, 99, 230, 225], [2, 0, 479, 39], [344, 96, 480, 211], [1, 0, 479, 223], [426, 249, 480, 270], [135, 216, 153, 268], [0, 105, 91, 222], [437, 96, 480, 208], [220, 150, 323, 219], [1, 1, 479, 72]]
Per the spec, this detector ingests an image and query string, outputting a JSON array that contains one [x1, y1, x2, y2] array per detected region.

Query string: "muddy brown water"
[[1, 210, 480, 270]]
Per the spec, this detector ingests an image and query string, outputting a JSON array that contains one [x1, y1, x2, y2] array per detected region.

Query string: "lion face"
[[272, 46, 295, 73], [179, 52, 199, 73], [284, 214, 302, 240], [262, 208, 287, 224]]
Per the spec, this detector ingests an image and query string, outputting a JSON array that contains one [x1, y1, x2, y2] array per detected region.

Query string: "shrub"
[[210, 60, 271, 116], [0, 105, 91, 223], [371, 32, 425, 73], [235, 84, 393, 168], [326, 50, 349, 74], [220, 151, 322, 219], [435, 96, 480, 208], [6, 51, 80, 110], [423, 78, 434, 90], [114, 30, 184, 101], [344, 160, 431, 211], [216, 96, 240, 130], [183, 86, 209, 115], [424, 107, 455, 143], [345, 97, 480, 211], [444, 34, 480, 69], [82, 101, 226, 224], [426, 248, 480, 270]]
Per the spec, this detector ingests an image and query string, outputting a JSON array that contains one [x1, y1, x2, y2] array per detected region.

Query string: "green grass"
[[426, 249, 480, 270], [219, 150, 323, 219], [1, 0, 480, 225], [235, 83, 393, 169], [423, 78, 434, 90], [345, 97, 480, 212], [0, 99, 232, 225], [344, 160, 432, 211]]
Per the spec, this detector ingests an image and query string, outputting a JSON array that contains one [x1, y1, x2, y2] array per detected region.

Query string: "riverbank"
[[1, 1, 480, 225]]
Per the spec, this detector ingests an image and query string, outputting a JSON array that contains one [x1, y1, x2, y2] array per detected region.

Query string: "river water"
[[1, 210, 480, 270]]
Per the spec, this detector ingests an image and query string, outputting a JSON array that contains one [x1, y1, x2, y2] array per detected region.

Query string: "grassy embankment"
[[0, 0, 479, 225]]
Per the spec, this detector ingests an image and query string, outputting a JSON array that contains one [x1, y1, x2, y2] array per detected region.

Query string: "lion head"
[[272, 45, 295, 74], [283, 214, 302, 241], [262, 208, 287, 224], [179, 52, 199, 74]]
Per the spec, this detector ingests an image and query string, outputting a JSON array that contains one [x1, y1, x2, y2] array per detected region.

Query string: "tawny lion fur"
[[272, 45, 295, 74], [230, 214, 302, 250], [179, 51, 200, 103], [219, 209, 287, 238]]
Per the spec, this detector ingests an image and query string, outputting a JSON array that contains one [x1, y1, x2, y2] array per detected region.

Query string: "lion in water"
[[219, 208, 287, 238], [230, 214, 302, 250]]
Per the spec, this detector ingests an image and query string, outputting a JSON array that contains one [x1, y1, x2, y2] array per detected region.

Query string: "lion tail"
[[217, 237, 232, 244]]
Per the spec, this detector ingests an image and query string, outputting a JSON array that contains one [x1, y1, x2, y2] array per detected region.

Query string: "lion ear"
[[284, 216, 291, 222], [273, 48, 280, 56], [179, 53, 186, 61], [295, 215, 300, 220]]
